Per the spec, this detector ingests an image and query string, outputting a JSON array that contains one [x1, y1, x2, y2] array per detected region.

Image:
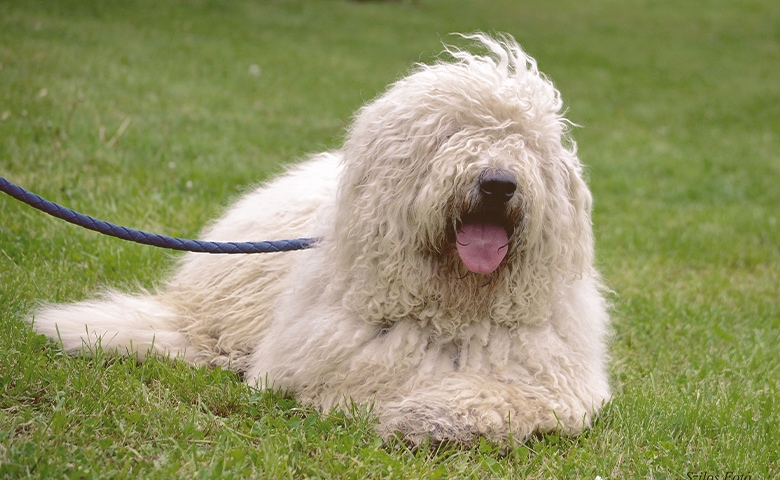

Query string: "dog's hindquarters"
[[31, 292, 194, 362]]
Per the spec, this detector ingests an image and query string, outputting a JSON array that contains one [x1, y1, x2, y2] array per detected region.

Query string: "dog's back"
[[29, 152, 341, 368]]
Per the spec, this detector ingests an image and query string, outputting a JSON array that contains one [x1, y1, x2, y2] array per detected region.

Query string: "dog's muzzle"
[[455, 169, 517, 275]]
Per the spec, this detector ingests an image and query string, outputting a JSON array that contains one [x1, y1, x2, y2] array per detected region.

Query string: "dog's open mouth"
[[450, 168, 519, 275], [455, 216, 511, 274]]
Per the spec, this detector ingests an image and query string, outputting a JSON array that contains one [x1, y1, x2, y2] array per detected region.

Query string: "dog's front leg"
[[374, 373, 596, 446]]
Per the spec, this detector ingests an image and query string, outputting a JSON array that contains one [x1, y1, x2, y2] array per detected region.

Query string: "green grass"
[[1, 0, 779, 477]]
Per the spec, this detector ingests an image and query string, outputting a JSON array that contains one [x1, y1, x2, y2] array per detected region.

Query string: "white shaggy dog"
[[31, 33, 610, 445]]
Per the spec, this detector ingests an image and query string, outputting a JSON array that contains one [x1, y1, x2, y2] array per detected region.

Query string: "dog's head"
[[330, 33, 595, 330]]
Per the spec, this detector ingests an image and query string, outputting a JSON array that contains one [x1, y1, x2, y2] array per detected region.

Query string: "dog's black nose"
[[479, 172, 516, 203]]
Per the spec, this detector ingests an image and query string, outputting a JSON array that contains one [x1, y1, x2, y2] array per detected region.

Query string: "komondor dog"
[[30, 33, 610, 445]]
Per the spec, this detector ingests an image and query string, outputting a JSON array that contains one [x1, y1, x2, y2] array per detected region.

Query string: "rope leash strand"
[[0, 176, 317, 254]]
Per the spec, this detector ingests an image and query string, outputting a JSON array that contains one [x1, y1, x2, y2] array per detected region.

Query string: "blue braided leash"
[[0, 176, 318, 254]]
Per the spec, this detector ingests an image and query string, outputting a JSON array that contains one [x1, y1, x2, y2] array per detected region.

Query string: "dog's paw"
[[376, 401, 504, 446]]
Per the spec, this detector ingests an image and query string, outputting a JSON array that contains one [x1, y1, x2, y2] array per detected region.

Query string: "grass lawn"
[[1, 0, 778, 478]]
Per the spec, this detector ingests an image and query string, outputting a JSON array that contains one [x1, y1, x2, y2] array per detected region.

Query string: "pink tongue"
[[456, 223, 509, 274]]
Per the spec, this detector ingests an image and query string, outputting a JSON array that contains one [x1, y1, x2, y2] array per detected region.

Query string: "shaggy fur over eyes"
[[30, 33, 610, 445]]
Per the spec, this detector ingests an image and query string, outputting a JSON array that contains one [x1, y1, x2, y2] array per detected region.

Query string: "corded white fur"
[[30, 33, 610, 445]]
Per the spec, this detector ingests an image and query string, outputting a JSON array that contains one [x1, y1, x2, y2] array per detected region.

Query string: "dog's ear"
[[557, 149, 595, 277], [562, 154, 592, 216]]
